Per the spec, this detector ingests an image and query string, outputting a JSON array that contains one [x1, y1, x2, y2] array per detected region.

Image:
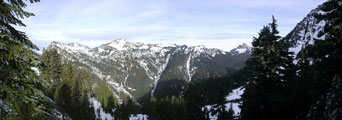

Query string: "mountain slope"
[[48, 40, 250, 102], [285, 4, 327, 58]]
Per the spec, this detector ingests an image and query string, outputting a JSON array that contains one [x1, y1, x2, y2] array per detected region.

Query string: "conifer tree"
[[80, 89, 96, 120], [54, 62, 74, 118], [71, 71, 82, 119], [106, 94, 117, 115], [145, 96, 159, 120], [240, 16, 297, 120], [0, 0, 57, 119], [40, 49, 62, 98]]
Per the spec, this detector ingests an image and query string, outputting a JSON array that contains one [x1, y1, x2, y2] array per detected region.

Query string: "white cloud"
[[18, 0, 326, 51]]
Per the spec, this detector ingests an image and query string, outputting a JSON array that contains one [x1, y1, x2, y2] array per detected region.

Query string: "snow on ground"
[[202, 105, 220, 120], [225, 86, 245, 115], [151, 54, 171, 96], [129, 114, 148, 120], [202, 86, 245, 120], [186, 54, 192, 81], [90, 97, 114, 120], [225, 86, 244, 101]]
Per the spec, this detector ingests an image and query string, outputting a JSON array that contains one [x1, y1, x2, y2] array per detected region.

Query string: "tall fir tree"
[[0, 0, 57, 119], [71, 71, 82, 119], [54, 62, 74, 119], [240, 16, 297, 120], [39, 48, 62, 98]]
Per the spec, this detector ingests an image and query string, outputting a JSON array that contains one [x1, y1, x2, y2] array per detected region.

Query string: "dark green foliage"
[[40, 50, 96, 119], [56, 62, 96, 120], [94, 77, 118, 114], [105, 94, 117, 115], [55, 62, 74, 118], [0, 0, 58, 119], [240, 16, 297, 120], [39, 48, 63, 99], [114, 97, 138, 120], [141, 96, 187, 120], [184, 75, 239, 120], [153, 79, 187, 99]]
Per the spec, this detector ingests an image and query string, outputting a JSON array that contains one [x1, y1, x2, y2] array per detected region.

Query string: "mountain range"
[[48, 40, 251, 102]]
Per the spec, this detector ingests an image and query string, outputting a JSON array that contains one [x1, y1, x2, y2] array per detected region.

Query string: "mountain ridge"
[[48, 40, 250, 101]]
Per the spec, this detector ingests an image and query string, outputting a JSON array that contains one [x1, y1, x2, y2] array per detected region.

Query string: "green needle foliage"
[[240, 16, 297, 120], [0, 0, 57, 119]]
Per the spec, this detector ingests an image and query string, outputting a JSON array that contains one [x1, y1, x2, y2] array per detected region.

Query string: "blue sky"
[[19, 0, 326, 51]]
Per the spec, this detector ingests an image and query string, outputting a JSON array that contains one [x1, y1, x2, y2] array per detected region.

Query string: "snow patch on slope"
[[151, 54, 171, 96], [287, 5, 327, 60], [225, 86, 245, 115], [202, 87, 245, 119], [108, 81, 133, 99], [186, 54, 192, 81], [90, 97, 114, 120], [129, 114, 148, 120]]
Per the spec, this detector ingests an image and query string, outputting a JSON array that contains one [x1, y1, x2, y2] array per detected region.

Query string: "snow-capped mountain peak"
[[229, 43, 251, 55], [105, 39, 129, 50]]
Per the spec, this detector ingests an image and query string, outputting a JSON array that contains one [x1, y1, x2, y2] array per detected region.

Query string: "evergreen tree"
[[40, 49, 62, 98], [240, 16, 297, 120], [94, 77, 118, 114], [184, 79, 207, 120], [143, 96, 159, 120], [0, 0, 57, 119], [80, 90, 96, 120], [114, 97, 137, 120], [106, 94, 117, 115], [71, 71, 82, 119], [55, 62, 74, 118]]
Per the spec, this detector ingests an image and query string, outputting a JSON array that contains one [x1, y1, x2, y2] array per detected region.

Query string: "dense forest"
[[1, 0, 341, 120]]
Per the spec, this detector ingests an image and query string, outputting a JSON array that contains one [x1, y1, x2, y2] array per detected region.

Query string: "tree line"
[[40, 49, 96, 120]]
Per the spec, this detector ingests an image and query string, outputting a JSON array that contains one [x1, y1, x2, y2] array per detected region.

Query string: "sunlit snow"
[[90, 97, 114, 120]]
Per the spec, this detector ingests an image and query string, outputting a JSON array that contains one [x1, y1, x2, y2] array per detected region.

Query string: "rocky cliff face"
[[285, 4, 327, 58]]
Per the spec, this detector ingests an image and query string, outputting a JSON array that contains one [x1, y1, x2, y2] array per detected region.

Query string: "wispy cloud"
[[18, 0, 326, 51]]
